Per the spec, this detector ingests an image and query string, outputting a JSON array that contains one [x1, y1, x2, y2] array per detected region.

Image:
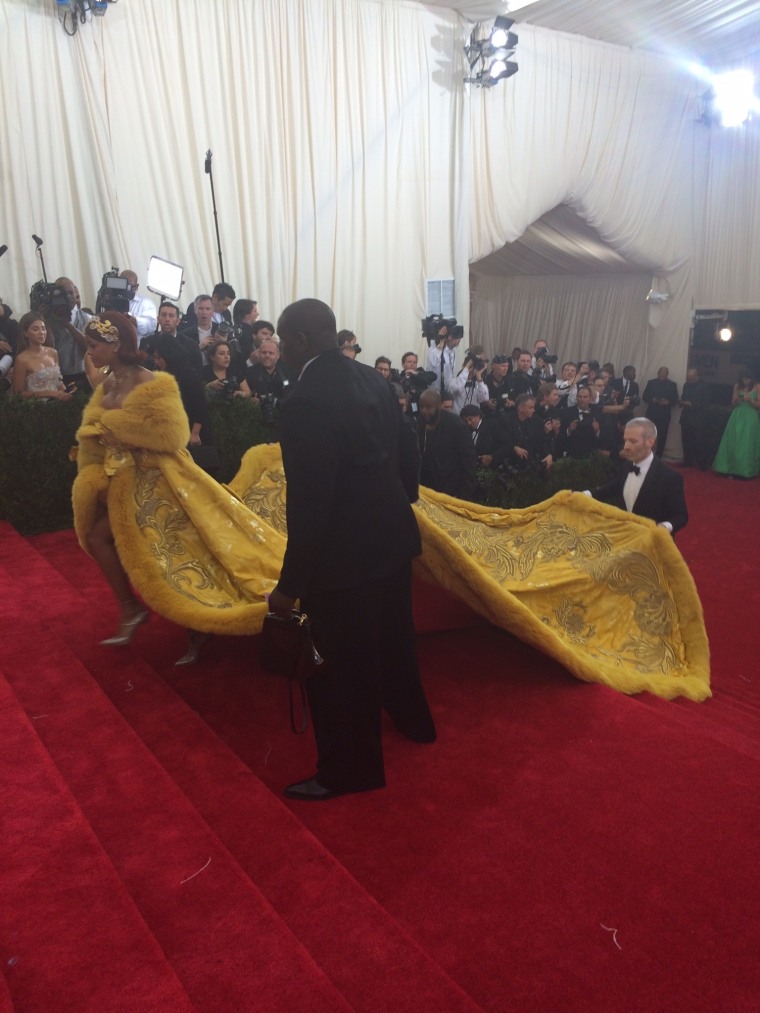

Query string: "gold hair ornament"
[[90, 319, 119, 343]]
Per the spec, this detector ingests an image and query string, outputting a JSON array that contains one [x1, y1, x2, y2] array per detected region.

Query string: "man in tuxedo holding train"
[[590, 417, 688, 535]]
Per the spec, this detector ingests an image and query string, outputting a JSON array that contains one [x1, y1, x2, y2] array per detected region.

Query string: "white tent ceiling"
[[439, 0, 760, 65], [441, 0, 760, 279], [469, 204, 647, 279]]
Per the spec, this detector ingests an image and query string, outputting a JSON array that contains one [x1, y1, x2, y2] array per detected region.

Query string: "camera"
[[536, 348, 558, 365], [468, 356, 487, 372], [219, 377, 238, 397], [421, 314, 457, 347], [216, 320, 233, 338], [30, 280, 70, 316], [96, 269, 133, 314], [260, 392, 277, 425]]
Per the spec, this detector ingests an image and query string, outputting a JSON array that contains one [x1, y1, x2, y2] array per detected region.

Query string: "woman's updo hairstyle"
[[84, 311, 141, 366]]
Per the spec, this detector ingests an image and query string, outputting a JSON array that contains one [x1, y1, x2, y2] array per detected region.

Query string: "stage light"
[[718, 326, 733, 342], [147, 256, 185, 301], [713, 70, 756, 127], [693, 64, 759, 128], [56, 0, 117, 35], [464, 16, 519, 89], [490, 16, 514, 50]]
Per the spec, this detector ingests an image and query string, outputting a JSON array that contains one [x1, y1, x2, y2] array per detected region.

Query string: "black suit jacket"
[[643, 378, 678, 410], [610, 377, 640, 401], [419, 410, 477, 500], [593, 456, 688, 534], [471, 417, 504, 461], [275, 350, 421, 598]]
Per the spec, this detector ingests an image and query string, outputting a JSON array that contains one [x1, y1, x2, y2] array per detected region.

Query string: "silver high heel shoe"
[[175, 630, 211, 666], [100, 609, 149, 646]]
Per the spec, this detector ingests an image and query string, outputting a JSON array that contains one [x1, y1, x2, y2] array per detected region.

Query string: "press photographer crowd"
[[1, 269, 756, 497]]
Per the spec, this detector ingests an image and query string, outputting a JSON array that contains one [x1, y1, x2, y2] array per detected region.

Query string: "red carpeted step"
[[0, 973, 13, 1013], [0, 669, 198, 1013], [0, 527, 483, 1012], [637, 692, 760, 760], [0, 561, 354, 1013]]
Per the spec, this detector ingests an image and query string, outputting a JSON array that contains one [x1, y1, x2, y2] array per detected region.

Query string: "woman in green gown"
[[713, 369, 760, 479]]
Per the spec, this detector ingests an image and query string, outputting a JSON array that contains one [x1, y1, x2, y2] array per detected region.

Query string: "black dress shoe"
[[283, 777, 384, 801]]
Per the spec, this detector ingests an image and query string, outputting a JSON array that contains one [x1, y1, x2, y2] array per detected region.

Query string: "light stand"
[[204, 150, 225, 283], [32, 235, 48, 285]]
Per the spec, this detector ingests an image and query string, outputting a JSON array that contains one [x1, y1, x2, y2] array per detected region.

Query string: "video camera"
[[29, 280, 69, 316], [96, 269, 134, 314], [421, 314, 457, 347]]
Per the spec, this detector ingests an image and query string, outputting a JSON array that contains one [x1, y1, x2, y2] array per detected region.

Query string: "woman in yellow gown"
[[73, 335, 709, 702]]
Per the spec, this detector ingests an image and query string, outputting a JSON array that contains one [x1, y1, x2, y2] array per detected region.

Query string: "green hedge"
[[0, 393, 274, 536], [0, 397, 732, 535], [477, 453, 618, 509]]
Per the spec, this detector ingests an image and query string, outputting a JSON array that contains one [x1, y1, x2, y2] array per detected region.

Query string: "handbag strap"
[[289, 677, 309, 735]]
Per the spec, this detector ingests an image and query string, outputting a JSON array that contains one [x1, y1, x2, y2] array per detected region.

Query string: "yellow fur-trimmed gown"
[[73, 373, 710, 702]]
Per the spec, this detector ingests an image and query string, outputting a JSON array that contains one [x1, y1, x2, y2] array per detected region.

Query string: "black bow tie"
[[628, 463, 641, 476]]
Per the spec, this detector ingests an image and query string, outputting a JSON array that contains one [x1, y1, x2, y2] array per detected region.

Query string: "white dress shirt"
[[426, 345, 457, 390], [623, 452, 653, 512], [128, 294, 158, 340]]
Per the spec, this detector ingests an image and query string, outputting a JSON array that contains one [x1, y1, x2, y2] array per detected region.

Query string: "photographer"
[[555, 361, 579, 408], [425, 323, 463, 392], [505, 350, 539, 401], [119, 270, 157, 340], [484, 354, 512, 416], [246, 337, 294, 429], [42, 280, 88, 387], [202, 340, 251, 399], [494, 394, 553, 473], [228, 299, 258, 362], [450, 350, 490, 415], [532, 342, 558, 383], [560, 385, 600, 458], [398, 351, 435, 416], [535, 382, 562, 456]]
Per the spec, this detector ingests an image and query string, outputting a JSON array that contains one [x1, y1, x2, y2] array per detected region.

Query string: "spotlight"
[[713, 70, 756, 127], [464, 16, 519, 89], [487, 59, 519, 85], [490, 16, 515, 50], [718, 327, 733, 342], [693, 64, 759, 127]]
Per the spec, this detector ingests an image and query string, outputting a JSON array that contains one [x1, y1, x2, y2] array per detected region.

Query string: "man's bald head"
[[277, 299, 338, 373], [120, 270, 139, 288], [419, 387, 441, 425]]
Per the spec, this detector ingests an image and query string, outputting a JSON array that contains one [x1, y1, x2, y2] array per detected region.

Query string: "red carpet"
[[1, 467, 759, 1011]]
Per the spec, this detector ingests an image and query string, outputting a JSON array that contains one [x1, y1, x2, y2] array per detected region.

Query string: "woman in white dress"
[[11, 312, 73, 400]]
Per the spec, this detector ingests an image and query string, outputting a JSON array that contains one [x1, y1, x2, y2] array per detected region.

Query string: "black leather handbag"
[[259, 611, 326, 733]]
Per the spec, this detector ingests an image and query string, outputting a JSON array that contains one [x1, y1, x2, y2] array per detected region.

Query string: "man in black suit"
[[643, 367, 679, 456], [590, 417, 688, 534], [494, 394, 553, 471], [141, 302, 203, 371], [679, 367, 712, 469], [267, 299, 436, 801], [609, 365, 640, 404], [180, 294, 219, 355], [418, 388, 477, 499], [460, 404, 504, 467], [560, 385, 600, 458]]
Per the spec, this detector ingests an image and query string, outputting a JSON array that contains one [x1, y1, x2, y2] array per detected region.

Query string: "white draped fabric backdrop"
[[1, 1, 758, 426]]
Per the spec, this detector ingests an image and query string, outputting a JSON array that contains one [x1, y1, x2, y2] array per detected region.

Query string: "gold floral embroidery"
[[512, 520, 612, 579], [134, 468, 233, 608], [416, 500, 517, 582], [553, 596, 596, 644], [241, 467, 288, 534]]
